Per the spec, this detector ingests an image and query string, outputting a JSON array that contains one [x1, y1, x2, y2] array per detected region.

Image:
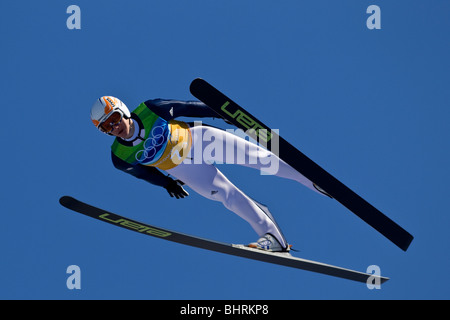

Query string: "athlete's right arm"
[[111, 152, 188, 198], [144, 99, 219, 121]]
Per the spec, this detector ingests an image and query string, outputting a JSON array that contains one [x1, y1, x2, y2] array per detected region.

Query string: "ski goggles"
[[99, 111, 123, 134]]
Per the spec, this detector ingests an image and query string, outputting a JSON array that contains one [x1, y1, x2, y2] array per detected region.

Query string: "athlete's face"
[[110, 117, 133, 139]]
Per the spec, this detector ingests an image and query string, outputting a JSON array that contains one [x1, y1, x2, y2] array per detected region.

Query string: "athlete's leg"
[[191, 126, 326, 196]]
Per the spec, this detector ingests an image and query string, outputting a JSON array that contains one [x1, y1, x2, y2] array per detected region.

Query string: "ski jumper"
[[112, 99, 323, 249]]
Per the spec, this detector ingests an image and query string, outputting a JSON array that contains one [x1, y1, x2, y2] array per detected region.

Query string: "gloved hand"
[[165, 179, 189, 199]]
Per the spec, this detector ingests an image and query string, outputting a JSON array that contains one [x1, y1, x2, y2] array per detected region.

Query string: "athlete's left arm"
[[144, 99, 219, 121]]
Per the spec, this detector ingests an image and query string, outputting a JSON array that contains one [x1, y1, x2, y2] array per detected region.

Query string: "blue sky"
[[1, 0, 449, 300]]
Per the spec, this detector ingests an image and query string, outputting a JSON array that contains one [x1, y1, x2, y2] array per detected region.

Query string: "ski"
[[59, 196, 388, 284], [189, 78, 413, 251]]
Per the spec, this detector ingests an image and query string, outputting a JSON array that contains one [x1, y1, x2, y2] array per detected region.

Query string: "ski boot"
[[248, 234, 291, 252]]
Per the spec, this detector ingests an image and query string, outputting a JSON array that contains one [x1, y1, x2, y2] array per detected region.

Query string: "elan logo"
[[99, 213, 172, 238], [220, 101, 273, 143]]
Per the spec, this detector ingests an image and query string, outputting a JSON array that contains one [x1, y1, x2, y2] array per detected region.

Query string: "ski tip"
[[59, 195, 75, 208], [189, 78, 207, 93], [191, 77, 204, 83]]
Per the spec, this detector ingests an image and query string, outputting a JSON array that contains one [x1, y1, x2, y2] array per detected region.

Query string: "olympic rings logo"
[[135, 125, 167, 163]]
